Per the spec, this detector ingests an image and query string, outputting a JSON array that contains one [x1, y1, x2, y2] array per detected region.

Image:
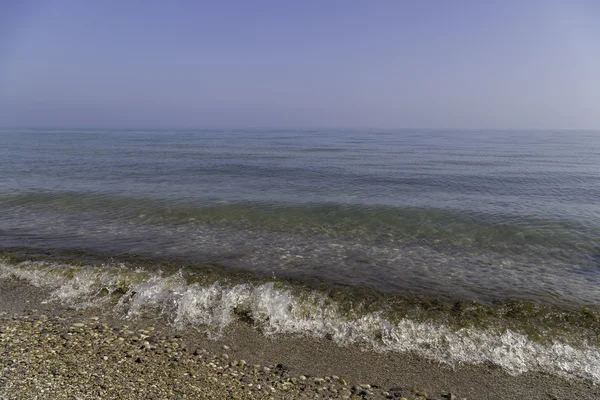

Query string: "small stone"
[[71, 323, 85, 328], [135, 357, 143, 363], [276, 363, 289, 371]]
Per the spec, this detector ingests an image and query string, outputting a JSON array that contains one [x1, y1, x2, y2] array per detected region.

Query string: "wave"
[[1, 257, 598, 384], [1, 191, 598, 253]]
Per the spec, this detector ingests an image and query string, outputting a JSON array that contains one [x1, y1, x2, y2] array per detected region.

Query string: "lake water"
[[1, 128, 599, 382]]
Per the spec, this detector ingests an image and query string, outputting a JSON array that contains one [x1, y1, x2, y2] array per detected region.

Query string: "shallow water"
[[1, 128, 599, 382], [1, 128, 599, 306]]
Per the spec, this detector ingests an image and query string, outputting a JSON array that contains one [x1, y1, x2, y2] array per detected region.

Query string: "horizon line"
[[1, 125, 599, 132]]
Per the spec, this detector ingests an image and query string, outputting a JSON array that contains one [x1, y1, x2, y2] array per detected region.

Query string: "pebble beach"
[[0, 280, 598, 400], [1, 313, 407, 400]]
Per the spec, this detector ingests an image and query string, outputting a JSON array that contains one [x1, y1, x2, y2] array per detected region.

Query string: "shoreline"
[[0, 280, 598, 399]]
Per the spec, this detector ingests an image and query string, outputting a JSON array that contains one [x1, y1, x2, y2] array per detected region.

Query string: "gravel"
[[0, 311, 458, 399]]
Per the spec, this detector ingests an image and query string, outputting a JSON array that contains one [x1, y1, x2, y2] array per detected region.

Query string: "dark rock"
[[275, 363, 289, 371]]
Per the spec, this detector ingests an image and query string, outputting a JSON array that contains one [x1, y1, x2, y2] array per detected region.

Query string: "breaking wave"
[[1, 258, 599, 384]]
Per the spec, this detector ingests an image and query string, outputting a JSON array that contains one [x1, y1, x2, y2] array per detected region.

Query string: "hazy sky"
[[1, 1, 599, 129]]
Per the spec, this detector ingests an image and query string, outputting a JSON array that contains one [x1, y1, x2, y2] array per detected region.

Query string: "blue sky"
[[1, 0, 599, 129]]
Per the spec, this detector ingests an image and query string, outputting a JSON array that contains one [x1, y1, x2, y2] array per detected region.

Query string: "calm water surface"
[[1, 128, 599, 307]]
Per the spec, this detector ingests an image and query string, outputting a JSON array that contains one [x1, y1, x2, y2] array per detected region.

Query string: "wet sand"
[[0, 279, 597, 400]]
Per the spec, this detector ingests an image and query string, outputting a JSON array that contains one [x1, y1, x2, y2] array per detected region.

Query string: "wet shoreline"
[[1, 246, 598, 338], [0, 279, 598, 400], [1, 247, 599, 389]]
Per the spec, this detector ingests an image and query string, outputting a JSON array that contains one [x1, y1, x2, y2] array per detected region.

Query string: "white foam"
[[1, 259, 599, 383]]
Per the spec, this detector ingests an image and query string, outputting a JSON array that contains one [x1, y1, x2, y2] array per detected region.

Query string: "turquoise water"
[[1, 128, 599, 382]]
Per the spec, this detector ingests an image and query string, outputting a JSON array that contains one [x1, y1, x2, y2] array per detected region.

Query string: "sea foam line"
[[1, 259, 599, 384]]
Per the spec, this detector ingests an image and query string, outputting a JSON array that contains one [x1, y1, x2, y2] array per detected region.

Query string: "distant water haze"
[[1, 1, 600, 129]]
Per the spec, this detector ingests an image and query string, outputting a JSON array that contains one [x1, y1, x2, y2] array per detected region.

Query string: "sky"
[[0, 0, 599, 129]]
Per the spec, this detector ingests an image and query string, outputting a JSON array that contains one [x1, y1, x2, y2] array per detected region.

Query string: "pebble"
[[0, 311, 465, 400]]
